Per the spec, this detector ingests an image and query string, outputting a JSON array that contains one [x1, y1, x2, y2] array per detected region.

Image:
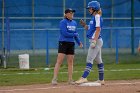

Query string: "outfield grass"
[[0, 63, 140, 86], [0, 53, 140, 86]]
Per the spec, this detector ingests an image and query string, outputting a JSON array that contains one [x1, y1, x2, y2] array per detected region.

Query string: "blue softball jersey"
[[59, 18, 80, 45], [87, 14, 103, 39]]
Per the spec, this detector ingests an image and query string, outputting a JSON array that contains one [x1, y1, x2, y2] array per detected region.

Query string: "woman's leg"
[[95, 49, 104, 81], [75, 45, 101, 84], [66, 55, 74, 81], [82, 45, 100, 78], [52, 53, 65, 81], [94, 39, 105, 84]]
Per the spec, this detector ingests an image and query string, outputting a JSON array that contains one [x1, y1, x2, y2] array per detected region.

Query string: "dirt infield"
[[0, 80, 140, 93]]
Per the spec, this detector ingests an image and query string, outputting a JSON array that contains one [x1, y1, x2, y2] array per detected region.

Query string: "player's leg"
[[66, 54, 75, 84], [95, 39, 105, 85], [52, 41, 66, 85], [82, 39, 103, 78], [52, 53, 65, 85], [66, 42, 75, 84], [75, 41, 101, 84], [95, 50, 105, 84], [53, 53, 65, 79]]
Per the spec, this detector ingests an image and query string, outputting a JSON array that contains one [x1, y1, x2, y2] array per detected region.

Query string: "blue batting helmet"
[[87, 1, 100, 11]]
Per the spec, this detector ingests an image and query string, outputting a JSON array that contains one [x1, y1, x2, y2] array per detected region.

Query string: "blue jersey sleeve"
[[74, 33, 81, 46], [60, 21, 75, 38], [74, 37, 81, 46]]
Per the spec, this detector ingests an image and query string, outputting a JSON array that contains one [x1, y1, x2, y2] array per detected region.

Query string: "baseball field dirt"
[[0, 80, 140, 93]]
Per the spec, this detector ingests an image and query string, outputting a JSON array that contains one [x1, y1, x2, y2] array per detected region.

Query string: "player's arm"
[[90, 15, 101, 48], [93, 14, 101, 40], [90, 27, 100, 48], [79, 19, 88, 30], [74, 36, 83, 48], [74, 22, 83, 48], [93, 27, 101, 40]]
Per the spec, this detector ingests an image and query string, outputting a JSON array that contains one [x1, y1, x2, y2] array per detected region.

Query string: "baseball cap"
[[65, 8, 76, 14]]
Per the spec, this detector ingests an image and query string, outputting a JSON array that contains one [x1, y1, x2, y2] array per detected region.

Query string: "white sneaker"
[[94, 80, 105, 85], [52, 78, 58, 85], [75, 77, 88, 84]]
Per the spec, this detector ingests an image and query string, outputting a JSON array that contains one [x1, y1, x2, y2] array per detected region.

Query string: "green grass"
[[0, 63, 140, 86], [0, 53, 140, 86]]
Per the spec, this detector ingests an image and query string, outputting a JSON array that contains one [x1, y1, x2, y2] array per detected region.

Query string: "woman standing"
[[75, 1, 105, 85], [52, 8, 83, 85]]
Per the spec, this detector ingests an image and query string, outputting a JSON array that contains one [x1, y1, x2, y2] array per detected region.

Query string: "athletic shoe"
[[68, 80, 75, 85], [51, 78, 58, 85], [75, 77, 88, 84], [94, 80, 105, 85]]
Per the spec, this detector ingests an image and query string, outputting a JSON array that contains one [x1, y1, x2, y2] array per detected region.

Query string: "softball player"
[[75, 1, 105, 85], [52, 8, 83, 85]]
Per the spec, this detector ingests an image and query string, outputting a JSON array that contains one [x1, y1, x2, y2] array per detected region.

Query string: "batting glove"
[[90, 40, 96, 48]]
